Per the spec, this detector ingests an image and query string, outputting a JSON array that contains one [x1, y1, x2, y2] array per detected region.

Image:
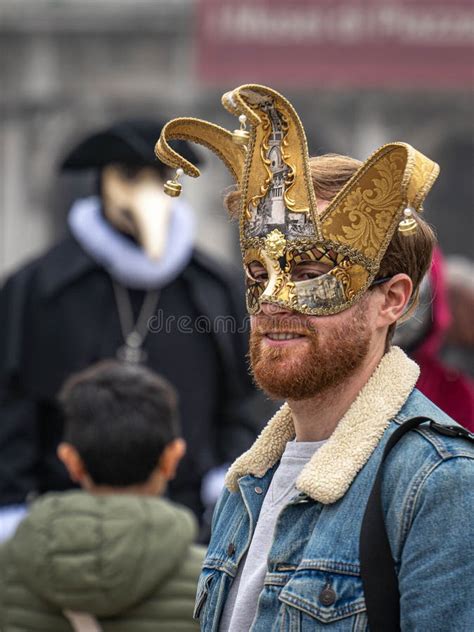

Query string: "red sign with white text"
[[197, 0, 474, 88]]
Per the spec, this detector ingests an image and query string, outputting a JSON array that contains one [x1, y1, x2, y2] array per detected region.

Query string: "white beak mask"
[[101, 164, 173, 261]]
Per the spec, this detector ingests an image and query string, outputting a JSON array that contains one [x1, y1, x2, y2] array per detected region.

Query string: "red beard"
[[249, 304, 371, 400]]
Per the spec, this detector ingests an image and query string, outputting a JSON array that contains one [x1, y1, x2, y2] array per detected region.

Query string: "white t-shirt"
[[219, 438, 326, 632]]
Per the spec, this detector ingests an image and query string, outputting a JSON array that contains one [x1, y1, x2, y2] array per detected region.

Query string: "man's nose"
[[259, 301, 293, 316]]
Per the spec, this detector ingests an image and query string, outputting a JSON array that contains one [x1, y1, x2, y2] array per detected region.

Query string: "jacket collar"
[[225, 346, 419, 504]]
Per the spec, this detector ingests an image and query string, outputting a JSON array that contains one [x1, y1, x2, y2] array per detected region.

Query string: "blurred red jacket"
[[414, 248, 474, 431]]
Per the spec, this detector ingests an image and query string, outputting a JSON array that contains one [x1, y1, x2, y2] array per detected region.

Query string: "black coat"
[[0, 236, 264, 518]]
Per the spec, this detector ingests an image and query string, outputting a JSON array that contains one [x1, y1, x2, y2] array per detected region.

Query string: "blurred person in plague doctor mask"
[[0, 119, 263, 541]]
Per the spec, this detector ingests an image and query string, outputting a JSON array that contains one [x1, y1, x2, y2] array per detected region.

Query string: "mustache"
[[251, 315, 317, 335]]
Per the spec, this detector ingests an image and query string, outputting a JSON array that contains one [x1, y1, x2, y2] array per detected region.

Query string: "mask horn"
[[320, 142, 439, 269], [155, 117, 246, 186], [222, 84, 320, 235]]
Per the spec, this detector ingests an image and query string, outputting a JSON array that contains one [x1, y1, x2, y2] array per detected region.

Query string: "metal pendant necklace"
[[112, 281, 160, 364]]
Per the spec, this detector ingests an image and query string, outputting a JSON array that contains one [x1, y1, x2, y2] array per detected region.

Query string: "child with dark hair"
[[0, 360, 203, 631]]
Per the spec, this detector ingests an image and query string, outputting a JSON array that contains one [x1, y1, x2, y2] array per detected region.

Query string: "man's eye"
[[247, 262, 268, 283], [253, 270, 269, 283], [291, 266, 330, 282], [294, 271, 321, 281]]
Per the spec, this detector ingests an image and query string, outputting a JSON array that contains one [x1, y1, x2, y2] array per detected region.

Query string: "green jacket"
[[0, 491, 204, 631]]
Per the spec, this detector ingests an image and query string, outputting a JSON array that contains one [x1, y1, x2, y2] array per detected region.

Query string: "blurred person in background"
[[0, 360, 203, 631], [443, 256, 474, 378], [394, 247, 474, 430], [0, 119, 264, 541]]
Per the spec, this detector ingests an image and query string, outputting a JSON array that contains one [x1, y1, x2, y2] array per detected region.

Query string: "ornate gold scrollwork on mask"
[[248, 110, 273, 219], [330, 259, 354, 301], [280, 113, 297, 211]]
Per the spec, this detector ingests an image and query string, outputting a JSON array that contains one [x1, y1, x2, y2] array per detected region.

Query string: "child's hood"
[[8, 490, 197, 616]]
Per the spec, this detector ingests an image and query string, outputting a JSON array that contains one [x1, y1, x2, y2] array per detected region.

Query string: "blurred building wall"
[[1, 0, 472, 280]]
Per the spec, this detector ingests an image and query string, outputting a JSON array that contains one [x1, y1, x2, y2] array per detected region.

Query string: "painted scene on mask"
[[243, 99, 316, 241]]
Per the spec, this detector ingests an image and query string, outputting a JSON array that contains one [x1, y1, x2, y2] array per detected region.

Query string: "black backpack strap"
[[359, 417, 474, 632]]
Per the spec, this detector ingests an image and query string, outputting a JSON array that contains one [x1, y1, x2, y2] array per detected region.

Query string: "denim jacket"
[[195, 348, 474, 631]]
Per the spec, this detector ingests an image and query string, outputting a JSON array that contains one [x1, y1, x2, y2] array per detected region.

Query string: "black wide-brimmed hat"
[[60, 119, 202, 171]]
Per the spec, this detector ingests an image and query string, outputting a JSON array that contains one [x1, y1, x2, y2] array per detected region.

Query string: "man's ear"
[[57, 443, 87, 484], [375, 273, 413, 329], [158, 439, 186, 482]]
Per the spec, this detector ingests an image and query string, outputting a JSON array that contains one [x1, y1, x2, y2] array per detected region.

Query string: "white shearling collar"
[[225, 346, 419, 504]]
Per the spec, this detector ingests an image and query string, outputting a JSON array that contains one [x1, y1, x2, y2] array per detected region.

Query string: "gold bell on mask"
[[232, 114, 250, 146], [398, 207, 418, 235], [164, 167, 184, 197]]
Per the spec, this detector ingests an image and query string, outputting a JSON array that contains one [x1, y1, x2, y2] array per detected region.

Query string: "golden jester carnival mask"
[[155, 85, 439, 316]]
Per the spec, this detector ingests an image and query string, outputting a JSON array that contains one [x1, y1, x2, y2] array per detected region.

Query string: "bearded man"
[[155, 85, 474, 631]]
